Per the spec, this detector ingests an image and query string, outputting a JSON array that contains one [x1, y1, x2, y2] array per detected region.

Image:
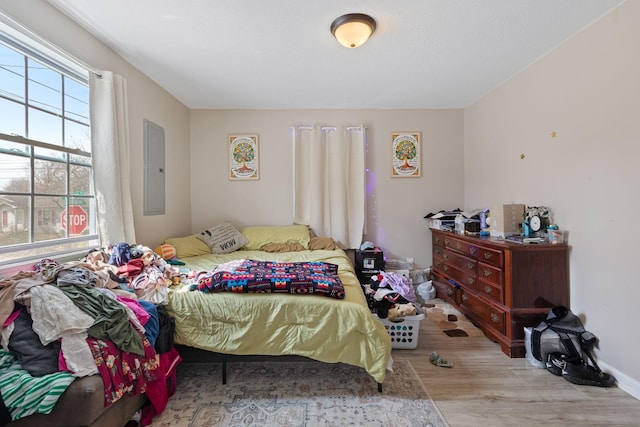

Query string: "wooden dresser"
[[430, 229, 569, 357]]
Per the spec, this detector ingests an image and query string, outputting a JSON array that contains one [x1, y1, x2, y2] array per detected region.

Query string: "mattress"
[[165, 249, 392, 382]]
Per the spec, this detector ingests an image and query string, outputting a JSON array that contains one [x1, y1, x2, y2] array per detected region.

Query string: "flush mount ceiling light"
[[330, 13, 376, 48]]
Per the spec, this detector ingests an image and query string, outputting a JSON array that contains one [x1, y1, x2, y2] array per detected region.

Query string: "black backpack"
[[531, 306, 615, 387], [154, 305, 176, 354]]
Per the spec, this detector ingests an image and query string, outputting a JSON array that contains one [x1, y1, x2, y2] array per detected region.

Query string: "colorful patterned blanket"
[[195, 259, 345, 299]]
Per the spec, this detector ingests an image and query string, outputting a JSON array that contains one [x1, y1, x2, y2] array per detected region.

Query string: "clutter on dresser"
[[424, 209, 461, 231], [488, 204, 525, 237], [426, 205, 565, 244], [424, 208, 481, 234], [522, 206, 551, 237]]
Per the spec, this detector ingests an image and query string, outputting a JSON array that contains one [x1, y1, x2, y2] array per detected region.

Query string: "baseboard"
[[598, 360, 640, 400]]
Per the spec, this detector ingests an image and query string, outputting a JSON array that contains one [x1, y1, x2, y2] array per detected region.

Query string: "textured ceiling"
[[47, 0, 624, 109]]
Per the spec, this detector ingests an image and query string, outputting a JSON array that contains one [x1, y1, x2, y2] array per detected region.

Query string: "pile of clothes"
[[0, 243, 181, 424], [362, 271, 419, 320]]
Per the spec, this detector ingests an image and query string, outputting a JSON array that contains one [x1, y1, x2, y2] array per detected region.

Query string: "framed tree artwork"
[[228, 134, 259, 180], [391, 132, 421, 177]]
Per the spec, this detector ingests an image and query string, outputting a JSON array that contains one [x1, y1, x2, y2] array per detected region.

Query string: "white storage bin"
[[375, 313, 424, 349], [524, 327, 546, 368]]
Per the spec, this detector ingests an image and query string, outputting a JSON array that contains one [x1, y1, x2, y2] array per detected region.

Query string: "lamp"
[[330, 13, 376, 48]]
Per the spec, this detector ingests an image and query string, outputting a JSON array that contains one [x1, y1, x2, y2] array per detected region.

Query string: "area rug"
[[423, 299, 485, 338], [150, 360, 448, 427]]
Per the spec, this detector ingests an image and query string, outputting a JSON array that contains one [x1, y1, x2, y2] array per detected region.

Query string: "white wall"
[[189, 109, 463, 266], [0, 0, 193, 249], [464, 1, 640, 397]]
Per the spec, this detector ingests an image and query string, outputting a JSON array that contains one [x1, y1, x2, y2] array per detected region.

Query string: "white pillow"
[[196, 222, 248, 254]]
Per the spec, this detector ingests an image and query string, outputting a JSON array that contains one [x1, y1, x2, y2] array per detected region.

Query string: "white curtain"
[[293, 125, 365, 249], [89, 71, 136, 245]]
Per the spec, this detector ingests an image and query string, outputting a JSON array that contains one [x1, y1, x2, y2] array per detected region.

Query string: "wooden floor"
[[392, 313, 640, 427]]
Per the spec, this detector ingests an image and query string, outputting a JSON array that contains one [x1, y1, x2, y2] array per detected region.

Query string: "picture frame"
[[391, 132, 421, 177], [228, 134, 259, 180]]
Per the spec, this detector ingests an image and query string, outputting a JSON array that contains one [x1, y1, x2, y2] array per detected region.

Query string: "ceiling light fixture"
[[330, 13, 376, 49]]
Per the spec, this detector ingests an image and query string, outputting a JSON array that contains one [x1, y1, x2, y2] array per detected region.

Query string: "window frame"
[[0, 23, 98, 267]]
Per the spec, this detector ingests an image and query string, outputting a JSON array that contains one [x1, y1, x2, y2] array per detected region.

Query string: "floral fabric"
[[87, 332, 160, 405]]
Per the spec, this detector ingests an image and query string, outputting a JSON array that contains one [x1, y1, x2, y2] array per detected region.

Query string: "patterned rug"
[[150, 360, 447, 427], [423, 299, 485, 338]]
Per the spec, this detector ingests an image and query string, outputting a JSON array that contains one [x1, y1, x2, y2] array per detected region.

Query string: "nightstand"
[[354, 249, 384, 284]]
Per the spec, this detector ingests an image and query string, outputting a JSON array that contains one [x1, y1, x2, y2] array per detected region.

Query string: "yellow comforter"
[[165, 249, 392, 382]]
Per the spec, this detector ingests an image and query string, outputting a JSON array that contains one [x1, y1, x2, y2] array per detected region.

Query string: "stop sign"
[[61, 206, 88, 235]]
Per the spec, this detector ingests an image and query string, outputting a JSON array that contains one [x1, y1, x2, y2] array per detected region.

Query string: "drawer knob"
[[445, 239, 450, 245], [467, 263, 474, 270], [456, 242, 462, 250], [484, 286, 492, 294], [461, 294, 468, 303], [468, 278, 475, 285], [491, 313, 500, 323], [446, 288, 454, 296], [470, 247, 477, 255], [443, 265, 449, 271], [443, 254, 448, 259], [435, 237, 441, 243], [484, 252, 493, 260], [483, 270, 492, 277]]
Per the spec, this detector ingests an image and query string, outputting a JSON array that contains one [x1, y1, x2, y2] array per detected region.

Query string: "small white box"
[[375, 313, 424, 349]]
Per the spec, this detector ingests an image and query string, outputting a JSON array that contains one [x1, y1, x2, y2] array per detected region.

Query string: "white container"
[[547, 229, 565, 244], [524, 327, 546, 369], [375, 313, 425, 349], [454, 214, 465, 234]]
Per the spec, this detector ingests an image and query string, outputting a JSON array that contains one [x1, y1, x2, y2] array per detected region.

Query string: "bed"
[[161, 224, 392, 384]]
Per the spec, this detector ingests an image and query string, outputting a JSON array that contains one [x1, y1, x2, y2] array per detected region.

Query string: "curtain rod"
[[0, 11, 102, 78], [291, 125, 368, 131]]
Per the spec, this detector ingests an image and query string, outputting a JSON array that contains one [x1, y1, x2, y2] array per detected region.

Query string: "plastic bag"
[[416, 280, 436, 302]]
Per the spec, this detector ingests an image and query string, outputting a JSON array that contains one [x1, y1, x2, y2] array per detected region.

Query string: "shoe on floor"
[[546, 352, 568, 376], [430, 351, 453, 368], [562, 362, 616, 387]]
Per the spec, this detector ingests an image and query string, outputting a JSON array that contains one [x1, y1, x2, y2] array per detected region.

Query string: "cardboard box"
[[489, 204, 525, 237], [385, 259, 411, 279], [386, 269, 410, 278]]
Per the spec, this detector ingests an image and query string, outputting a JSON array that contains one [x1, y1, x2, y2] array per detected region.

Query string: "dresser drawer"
[[477, 247, 504, 268], [443, 236, 478, 258], [477, 279, 503, 304], [432, 272, 461, 305], [432, 257, 446, 274], [432, 244, 444, 259], [460, 291, 505, 334], [477, 262, 503, 286], [440, 263, 476, 289], [441, 249, 476, 275], [432, 233, 445, 246]]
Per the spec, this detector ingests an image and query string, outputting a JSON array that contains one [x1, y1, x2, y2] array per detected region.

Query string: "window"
[[0, 38, 98, 265]]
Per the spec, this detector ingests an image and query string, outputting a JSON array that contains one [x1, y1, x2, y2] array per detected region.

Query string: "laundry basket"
[[375, 313, 424, 349]]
